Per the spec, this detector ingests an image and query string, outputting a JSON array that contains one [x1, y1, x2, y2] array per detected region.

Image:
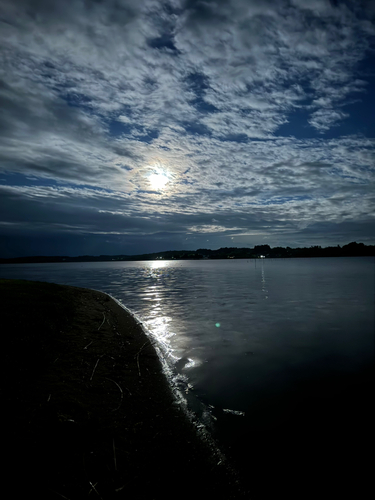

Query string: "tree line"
[[0, 241, 374, 264]]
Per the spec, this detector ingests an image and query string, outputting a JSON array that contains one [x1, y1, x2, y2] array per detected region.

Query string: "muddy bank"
[[0, 279, 246, 499]]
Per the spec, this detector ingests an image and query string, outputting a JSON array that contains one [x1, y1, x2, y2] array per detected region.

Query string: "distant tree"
[[342, 242, 366, 256], [253, 245, 271, 255]]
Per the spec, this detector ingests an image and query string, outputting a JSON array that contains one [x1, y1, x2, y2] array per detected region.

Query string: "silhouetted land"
[[1, 241, 374, 264]]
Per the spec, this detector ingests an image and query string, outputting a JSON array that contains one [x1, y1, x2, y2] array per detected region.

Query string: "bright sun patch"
[[148, 170, 170, 190]]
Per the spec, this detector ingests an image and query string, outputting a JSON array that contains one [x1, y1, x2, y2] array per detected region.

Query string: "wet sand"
[[0, 279, 246, 499]]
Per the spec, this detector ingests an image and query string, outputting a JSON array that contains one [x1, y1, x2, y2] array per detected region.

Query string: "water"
[[1, 257, 373, 496]]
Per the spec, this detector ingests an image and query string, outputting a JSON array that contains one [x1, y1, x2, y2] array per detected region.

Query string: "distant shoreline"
[[1, 241, 374, 263]]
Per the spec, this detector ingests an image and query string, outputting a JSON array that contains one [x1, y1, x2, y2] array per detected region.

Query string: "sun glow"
[[149, 172, 169, 190], [148, 166, 171, 190]]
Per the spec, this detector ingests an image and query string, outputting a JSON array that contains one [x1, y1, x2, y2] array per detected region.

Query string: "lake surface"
[[1, 257, 373, 497]]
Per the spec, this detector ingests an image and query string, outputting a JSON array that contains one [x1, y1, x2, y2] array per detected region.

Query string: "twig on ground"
[[98, 313, 106, 331], [115, 485, 126, 493], [106, 377, 125, 410], [88, 481, 103, 499], [135, 340, 151, 377], [90, 355, 104, 381], [49, 489, 71, 499], [113, 438, 117, 471]]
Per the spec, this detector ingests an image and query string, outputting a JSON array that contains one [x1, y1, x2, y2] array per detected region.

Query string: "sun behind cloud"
[[148, 167, 171, 190]]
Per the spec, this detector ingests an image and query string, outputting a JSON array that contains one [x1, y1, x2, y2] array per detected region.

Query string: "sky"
[[0, 0, 374, 258]]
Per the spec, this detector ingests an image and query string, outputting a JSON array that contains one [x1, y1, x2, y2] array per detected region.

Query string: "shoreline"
[[102, 290, 228, 465], [1, 279, 246, 499]]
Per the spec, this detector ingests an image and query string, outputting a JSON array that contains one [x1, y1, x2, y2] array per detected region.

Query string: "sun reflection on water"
[[147, 315, 174, 342], [139, 260, 201, 376], [149, 260, 169, 270]]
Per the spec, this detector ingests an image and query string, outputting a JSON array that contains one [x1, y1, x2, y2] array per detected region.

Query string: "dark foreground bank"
[[0, 280, 246, 499]]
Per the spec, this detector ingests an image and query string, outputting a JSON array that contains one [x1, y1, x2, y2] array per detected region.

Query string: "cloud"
[[308, 109, 350, 132], [0, 0, 374, 255]]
